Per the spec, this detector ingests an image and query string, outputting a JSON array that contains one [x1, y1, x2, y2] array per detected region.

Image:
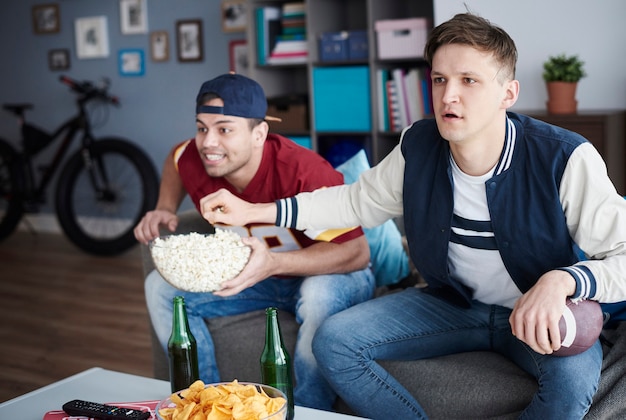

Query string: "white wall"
[[434, 0, 626, 111]]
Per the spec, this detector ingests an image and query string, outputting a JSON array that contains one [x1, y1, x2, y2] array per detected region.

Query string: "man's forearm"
[[270, 236, 369, 276], [252, 201, 279, 224], [155, 152, 186, 213]]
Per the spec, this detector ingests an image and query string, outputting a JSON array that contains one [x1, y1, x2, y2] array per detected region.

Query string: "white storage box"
[[375, 18, 428, 60]]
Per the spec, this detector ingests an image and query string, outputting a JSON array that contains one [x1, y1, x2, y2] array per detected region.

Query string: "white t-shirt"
[[449, 157, 522, 309]]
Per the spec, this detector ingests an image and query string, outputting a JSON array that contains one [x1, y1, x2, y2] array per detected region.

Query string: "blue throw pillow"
[[335, 149, 410, 286]]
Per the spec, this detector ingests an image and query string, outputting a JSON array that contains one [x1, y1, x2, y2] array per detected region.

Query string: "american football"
[[553, 299, 603, 357]]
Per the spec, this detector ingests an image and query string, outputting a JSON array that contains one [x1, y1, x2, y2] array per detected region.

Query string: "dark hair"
[[197, 92, 264, 130], [424, 13, 517, 81]]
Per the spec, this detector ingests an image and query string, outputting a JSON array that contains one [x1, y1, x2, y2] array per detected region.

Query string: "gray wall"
[[1, 0, 625, 219], [0, 0, 240, 213], [435, 0, 626, 111]]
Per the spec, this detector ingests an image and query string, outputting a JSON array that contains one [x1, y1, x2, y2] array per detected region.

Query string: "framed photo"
[[150, 31, 169, 62], [120, 0, 148, 35], [32, 3, 60, 34], [176, 19, 203, 62], [118, 48, 145, 76], [229, 40, 249, 77], [221, 0, 247, 33], [75, 16, 110, 59], [48, 48, 70, 71]]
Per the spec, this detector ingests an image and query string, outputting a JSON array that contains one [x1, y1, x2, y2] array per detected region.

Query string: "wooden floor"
[[0, 230, 154, 403]]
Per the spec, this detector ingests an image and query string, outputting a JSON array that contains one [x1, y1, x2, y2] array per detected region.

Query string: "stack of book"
[[377, 67, 432, 132], [255, 5, 282, 65], [269, 2, 307, 64], [257, 2, 308, 65], [281, 2, 306, 35]]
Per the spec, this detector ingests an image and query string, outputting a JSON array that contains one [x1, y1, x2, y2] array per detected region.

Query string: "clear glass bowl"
[[155, 381, 287, 420], [149, 231, 251, 292]]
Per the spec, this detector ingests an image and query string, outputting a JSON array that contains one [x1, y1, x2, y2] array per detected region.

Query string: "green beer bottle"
[[168, 296, 200, 393], [260, 307, 294, 420]]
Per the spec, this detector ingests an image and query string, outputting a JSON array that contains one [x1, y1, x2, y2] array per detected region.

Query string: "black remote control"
[[62, 399, 151, 420]]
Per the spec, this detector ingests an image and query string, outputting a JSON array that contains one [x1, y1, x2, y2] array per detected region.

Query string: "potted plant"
[[543, 53, 587, 114]]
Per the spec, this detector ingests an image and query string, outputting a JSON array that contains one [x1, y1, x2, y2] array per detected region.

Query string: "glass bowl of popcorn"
[[149, 229, 251, 292]]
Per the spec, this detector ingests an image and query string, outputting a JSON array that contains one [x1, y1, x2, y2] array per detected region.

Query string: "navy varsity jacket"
[[401, 112, 590, 306]]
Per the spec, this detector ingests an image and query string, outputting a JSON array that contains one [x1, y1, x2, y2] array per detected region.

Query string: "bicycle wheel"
[[55, 137, 159, 255], [0, 138, 24, 240]]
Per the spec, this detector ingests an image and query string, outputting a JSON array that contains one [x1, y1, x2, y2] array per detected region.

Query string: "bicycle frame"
[[20, 99, 97, 209], [26, 121, 77, 200]]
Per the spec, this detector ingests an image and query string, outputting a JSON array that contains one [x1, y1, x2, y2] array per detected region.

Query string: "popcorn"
[[150, 229, 251, 292]]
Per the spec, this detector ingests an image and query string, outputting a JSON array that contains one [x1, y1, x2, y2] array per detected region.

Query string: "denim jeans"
[[312, 287, 602, 420], [145, 267, 375, 411]]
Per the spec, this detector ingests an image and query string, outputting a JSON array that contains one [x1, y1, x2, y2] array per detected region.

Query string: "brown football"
[[553, 299, 603, 357]]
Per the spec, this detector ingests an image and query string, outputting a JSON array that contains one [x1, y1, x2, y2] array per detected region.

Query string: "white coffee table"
[[0, 367, 365, 419]]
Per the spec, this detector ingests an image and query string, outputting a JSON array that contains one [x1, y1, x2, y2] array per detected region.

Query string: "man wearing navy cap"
[[134, 73, 375, 411]]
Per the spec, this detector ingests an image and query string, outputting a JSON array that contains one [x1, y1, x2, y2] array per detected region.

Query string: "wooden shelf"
[[520, 109, 626, 195]]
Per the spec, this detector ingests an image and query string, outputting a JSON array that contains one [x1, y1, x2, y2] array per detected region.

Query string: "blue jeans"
[[312, 287, 602, 419], [145, 267, 375, 411]]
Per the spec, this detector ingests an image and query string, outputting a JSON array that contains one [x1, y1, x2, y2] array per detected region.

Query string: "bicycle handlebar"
[[59, 75, 120, 106]]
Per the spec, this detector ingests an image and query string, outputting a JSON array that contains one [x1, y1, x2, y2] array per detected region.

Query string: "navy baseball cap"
[[195, 73, 281, 121]]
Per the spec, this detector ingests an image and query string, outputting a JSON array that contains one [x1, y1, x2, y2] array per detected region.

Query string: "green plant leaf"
[[542, 54, 587, 82]]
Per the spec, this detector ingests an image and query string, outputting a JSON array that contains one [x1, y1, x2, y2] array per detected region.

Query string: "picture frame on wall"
[[48, 48, 70, 71], [176, 19, 203, 62], [32, 3, 60, 34], [118, 48, 145, 76], [221, 0, 247, 33], [120, 0, 148, 35], [75, 16, 110, 59], [150, 31, 169, 62], [229, 40, 249, 77]]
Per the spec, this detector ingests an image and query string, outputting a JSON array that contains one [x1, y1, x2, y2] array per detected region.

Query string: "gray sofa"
[[141, 210, 626, 419]]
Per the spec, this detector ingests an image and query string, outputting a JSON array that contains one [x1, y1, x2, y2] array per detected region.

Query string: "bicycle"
[[0, 75, 159, 256]]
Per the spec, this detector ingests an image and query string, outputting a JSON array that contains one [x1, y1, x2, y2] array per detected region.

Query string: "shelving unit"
[[245, 0, 434, 165]]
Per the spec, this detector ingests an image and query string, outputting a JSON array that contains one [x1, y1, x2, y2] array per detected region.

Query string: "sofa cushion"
[[210, 309, 538, 419], [210, 309, 298, 384], [381, 354, 535, 419]]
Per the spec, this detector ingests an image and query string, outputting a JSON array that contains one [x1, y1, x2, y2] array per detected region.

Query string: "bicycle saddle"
[[3, 104, 33, 116]]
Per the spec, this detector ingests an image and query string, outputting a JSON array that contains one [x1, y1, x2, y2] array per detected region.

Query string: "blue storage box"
[[348, 30, 368, 60], [313, 66, 371, 132], [319, 31, 349, 62]]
